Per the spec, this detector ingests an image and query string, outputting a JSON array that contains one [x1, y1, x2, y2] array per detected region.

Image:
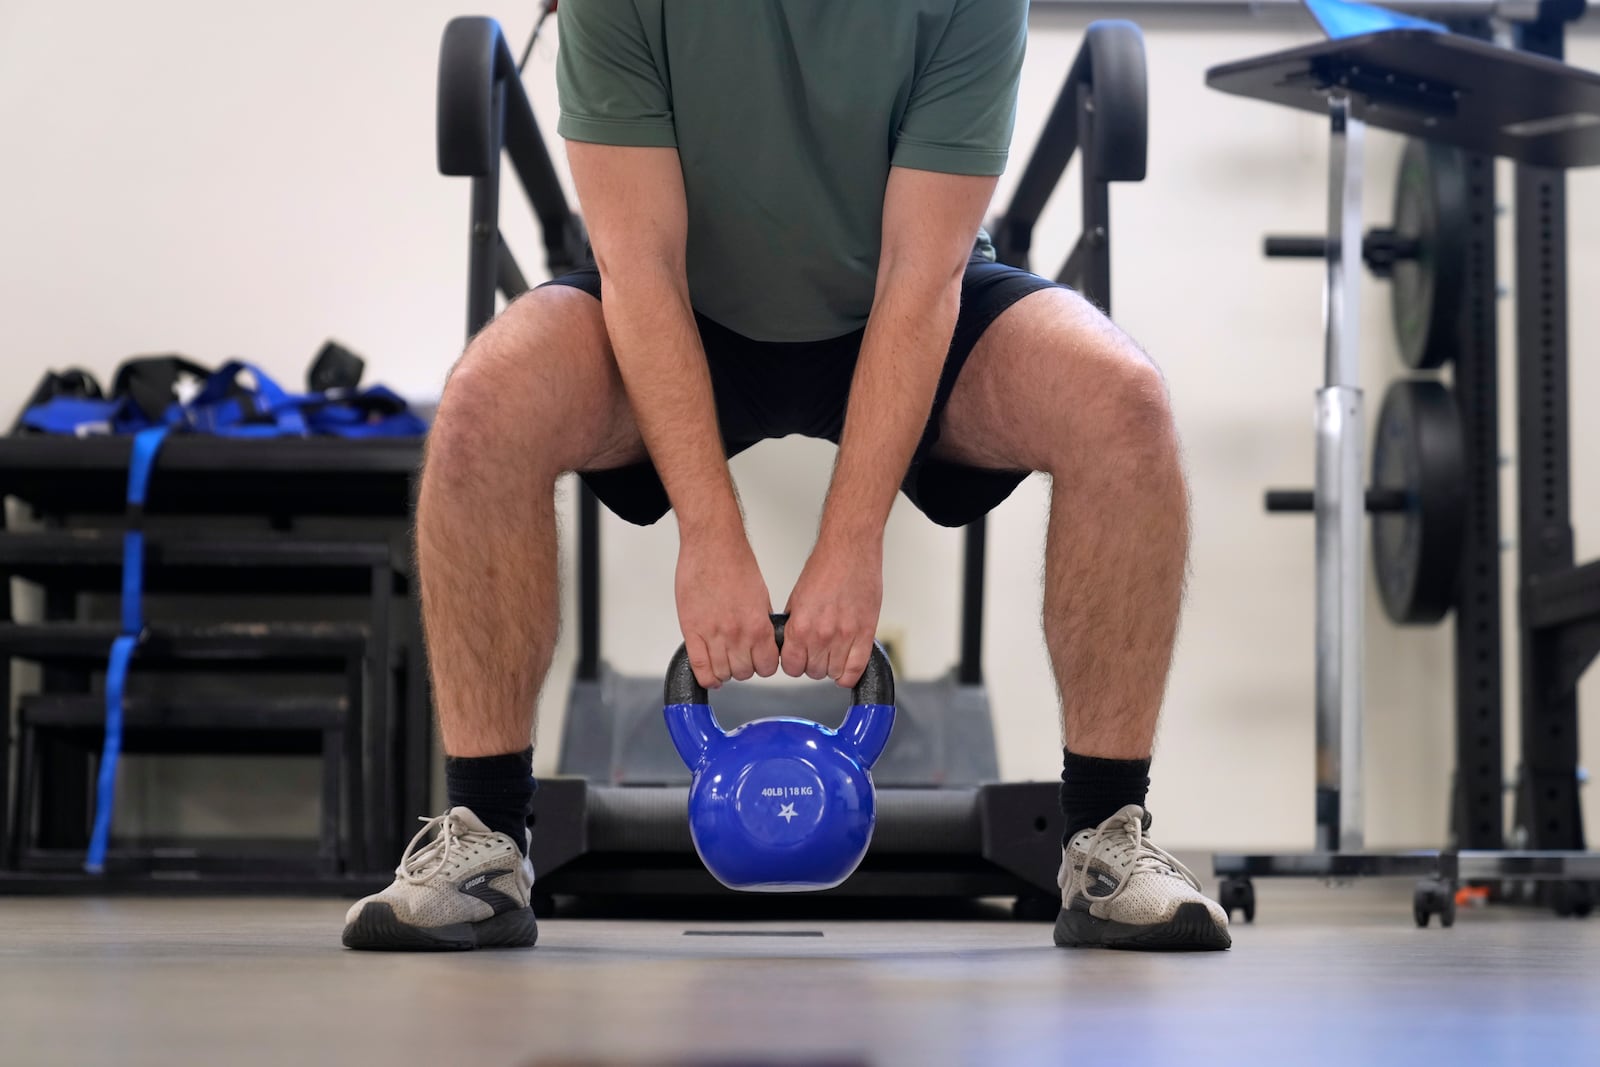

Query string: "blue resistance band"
[[85, 426, 169, 873]]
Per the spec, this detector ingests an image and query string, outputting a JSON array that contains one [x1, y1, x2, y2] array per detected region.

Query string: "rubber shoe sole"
[[341, 901, 539, 952], [1053, 901, 1231, 952]]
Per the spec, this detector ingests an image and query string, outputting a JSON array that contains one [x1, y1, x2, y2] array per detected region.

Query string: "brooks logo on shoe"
[[1078, 864, 1120, 899], [459, 869, 520, 914]]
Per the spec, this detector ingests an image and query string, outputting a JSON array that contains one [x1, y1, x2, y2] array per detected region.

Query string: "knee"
[[1048, 339, 1179, 481], [426, 330, 552, 488], [1112, 348, 1178, 450]]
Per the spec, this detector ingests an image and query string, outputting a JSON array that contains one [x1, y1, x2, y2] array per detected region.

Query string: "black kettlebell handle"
[[664, 613, 895, 707]]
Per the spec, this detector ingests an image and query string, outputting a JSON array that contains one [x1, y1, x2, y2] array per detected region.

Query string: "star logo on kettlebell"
[[777, 803, 798, 823]]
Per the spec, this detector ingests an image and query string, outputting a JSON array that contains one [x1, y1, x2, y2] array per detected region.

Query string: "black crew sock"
[[1059, 747, 1151, 845], [445, 747, 536, 855]]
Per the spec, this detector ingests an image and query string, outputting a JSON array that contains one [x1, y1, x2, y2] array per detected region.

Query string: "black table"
[[0, 437, 422, 517], [1208, 29, 1600, 168]]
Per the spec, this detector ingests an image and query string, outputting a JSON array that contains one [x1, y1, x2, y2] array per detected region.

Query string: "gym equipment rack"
[[1206, 0, 1600, 924], [0, 437, 427, 894]]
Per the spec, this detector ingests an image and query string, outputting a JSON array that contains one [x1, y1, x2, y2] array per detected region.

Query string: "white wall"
[[3, 1, 1598, 849]]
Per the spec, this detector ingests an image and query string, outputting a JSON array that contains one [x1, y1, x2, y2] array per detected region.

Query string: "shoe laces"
[[1066, 806, 1202, 904], [396, 810, 485, 886]]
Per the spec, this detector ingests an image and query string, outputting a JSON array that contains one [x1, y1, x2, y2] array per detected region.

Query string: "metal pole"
[[1450, 149, 1505, 852], [958, 518, 986, 685], [577, 484, 602, 681], [1314, 95, 1367, 853], [1510, 10, 1585, 860], [465, 81, 505, 338], [1078, 84, 1112, 312]]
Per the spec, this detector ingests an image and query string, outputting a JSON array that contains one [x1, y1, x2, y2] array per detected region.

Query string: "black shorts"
[[541, 257, 1062, 528]]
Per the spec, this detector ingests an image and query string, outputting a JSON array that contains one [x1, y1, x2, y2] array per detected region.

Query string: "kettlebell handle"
[[664, 613, 895, 707]]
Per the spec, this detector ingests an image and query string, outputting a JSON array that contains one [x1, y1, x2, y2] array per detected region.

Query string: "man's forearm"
[[602, 271, 742, 538], [821, 274, 962, 545]]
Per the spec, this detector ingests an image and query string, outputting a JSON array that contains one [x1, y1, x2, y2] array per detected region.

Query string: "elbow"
[[592, 249, 684, 313], [592, 244, 687, 299]]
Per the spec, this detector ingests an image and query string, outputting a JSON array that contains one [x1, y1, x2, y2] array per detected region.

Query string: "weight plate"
[[1371, 380, 1467, 624], [1390, 140, 1469, 371]]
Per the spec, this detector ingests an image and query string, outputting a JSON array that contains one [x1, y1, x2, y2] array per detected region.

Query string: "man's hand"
[[782, 534, 884, 688], [677, 528, 780, 689]]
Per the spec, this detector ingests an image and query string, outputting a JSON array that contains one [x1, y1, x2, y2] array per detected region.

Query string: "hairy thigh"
[[934, 287, 1165, 475], [439, 285, 645, 474]]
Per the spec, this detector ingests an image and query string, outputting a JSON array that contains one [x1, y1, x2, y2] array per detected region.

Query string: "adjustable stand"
[[1212, 98, 1447, 922]]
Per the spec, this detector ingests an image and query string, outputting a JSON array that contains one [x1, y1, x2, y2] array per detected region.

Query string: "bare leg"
[[934, 289, 1187, 760], [417, 286, 645, 758]]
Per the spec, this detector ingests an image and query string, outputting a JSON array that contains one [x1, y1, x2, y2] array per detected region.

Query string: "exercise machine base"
[[530, 778, 1065, 918]]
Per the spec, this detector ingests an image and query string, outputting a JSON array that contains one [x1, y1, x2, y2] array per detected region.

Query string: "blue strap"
[[85, 636, 138, 874], [86, 426, 169, 873], [27, 362, 424, 440], [22, 397, 132, 436], [303, 386, 427, 438], [126, 427, 166, 514], [178, 361, 317, 437], [120, 530, 145, 635]]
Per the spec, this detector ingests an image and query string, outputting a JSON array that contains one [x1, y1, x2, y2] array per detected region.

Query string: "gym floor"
[[3, 877, 1596, 1066]]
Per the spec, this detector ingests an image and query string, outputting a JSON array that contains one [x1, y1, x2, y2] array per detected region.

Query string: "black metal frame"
[[989, 19, 1148, 309], [1209, 4, 1600, 919], [1510, 15, 1600, 867], [0, 441, 426, 893], [437, 17, 1149, 690], [1449, 141, 1505, 853], [1435, 14, 1507, 852]]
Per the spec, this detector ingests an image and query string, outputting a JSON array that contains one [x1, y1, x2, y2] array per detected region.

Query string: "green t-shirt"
[[556, 0, 1027, 343]]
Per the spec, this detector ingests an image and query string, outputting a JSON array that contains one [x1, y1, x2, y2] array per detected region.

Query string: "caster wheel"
[[1569, 883, 1595, 918], [1012, 891, 1061, 922], [1438, 888, 1457, 929], [1413, 879, 1455, 929], [1549, 881, 1594, 918], [1218, 877, 1256, 924]]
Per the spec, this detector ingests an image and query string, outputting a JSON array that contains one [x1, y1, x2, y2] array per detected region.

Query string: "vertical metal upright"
[[1449, 143, 1505, 852], [1074, 82, 1112, 309], [1315, 96, 1366, 853], [465, 82, 506, 340], [1444, 7, 1507, 854], [1513, 16, 1585, 855], [957, 520, 985, 685], [576, 486, 601, 682]]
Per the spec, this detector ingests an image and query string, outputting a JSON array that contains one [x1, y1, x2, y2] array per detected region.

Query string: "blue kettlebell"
[[664, 613, 896, 892]]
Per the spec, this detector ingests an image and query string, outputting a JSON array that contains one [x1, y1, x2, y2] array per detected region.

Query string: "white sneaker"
[[1055, 804, 1231, 951], [342, 806, 538, 951]]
